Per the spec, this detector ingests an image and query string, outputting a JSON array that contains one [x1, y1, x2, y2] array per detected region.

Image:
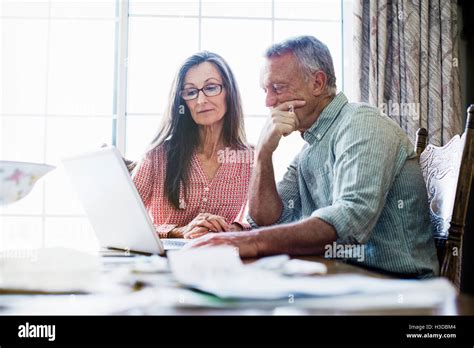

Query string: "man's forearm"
[[254, 217, 338, 256], [248, 151, 284, 226]]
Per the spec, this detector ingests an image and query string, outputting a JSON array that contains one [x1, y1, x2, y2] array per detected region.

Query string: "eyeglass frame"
[[179, 83, 224, 101]]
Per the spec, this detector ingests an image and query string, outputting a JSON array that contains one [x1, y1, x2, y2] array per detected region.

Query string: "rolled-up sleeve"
[[311, 109, 407, 244]]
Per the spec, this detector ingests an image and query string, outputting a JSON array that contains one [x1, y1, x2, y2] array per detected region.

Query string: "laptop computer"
[[61, 146, 189, 255]]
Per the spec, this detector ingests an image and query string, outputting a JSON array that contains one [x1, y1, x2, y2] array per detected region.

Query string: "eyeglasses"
[[180, 84, 223, 101]]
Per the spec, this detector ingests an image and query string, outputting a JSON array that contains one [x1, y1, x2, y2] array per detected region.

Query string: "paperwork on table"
[[0, 247, 101, 293], [168, 246, 456, 304]]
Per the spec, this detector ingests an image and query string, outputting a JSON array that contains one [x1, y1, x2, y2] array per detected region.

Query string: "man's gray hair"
[[265, 35, 337, 95]]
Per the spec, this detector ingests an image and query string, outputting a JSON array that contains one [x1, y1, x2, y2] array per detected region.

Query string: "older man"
[[190, 36, 438, 278]]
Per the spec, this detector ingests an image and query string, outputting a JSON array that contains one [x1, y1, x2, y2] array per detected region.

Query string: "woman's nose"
[[196, 90, 207, 104]]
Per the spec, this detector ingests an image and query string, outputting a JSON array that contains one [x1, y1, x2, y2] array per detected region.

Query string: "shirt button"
[[202, 197, 208, 202], [316, 134, 322, 141], [204, 187, 209, 192]]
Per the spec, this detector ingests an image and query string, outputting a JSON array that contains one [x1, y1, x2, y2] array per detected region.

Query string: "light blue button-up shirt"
[[249, 92, 439, 278]]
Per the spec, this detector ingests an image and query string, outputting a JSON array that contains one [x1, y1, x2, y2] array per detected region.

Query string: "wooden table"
[[0, 255, 473, 315]]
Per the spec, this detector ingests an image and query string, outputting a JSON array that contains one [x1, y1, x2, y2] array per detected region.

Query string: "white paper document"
[[0, 247, 101, 293], [168, 247, 456, 306]]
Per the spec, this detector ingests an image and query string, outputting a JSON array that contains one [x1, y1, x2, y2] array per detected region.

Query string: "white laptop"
[[61, 146, 189, 255]]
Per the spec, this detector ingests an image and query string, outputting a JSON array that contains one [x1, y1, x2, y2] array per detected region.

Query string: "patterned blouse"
[[132, 144, 253, 235]]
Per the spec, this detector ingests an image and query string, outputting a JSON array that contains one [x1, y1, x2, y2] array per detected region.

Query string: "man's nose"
[[265, 93, 277, 107]]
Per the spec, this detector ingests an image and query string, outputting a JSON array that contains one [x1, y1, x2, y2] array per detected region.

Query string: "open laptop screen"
[[61, 147, 164, 255]]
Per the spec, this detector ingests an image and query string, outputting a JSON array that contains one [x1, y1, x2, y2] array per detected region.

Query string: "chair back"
[[416, 105, 474, 289]]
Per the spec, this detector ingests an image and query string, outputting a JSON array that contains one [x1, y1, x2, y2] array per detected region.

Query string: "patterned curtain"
[[353, 0, 462, 146]]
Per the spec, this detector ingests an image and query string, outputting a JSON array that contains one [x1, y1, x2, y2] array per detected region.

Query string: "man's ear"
[[312, 70, 328, 97]]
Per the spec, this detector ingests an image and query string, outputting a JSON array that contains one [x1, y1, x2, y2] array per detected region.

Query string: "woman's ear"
[[312, 70, 328, 97]]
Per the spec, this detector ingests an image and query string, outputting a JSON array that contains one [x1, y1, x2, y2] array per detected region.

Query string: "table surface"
[[1, 254, 473, 315]]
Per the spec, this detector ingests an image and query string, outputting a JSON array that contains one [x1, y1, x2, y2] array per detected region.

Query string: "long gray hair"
[[135, 51, 247, 209]]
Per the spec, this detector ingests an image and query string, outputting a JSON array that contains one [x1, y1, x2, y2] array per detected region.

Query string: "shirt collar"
[[303, 92, 348, 144]]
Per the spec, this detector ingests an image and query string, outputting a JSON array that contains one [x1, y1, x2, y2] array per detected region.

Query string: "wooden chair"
[[415, 105, 474, 290], [415, 128, 428, 158]]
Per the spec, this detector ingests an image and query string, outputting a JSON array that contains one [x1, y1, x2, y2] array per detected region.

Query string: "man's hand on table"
[[183, 231, 261, 258]]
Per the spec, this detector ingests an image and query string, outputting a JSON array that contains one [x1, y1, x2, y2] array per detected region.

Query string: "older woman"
[[132, 51, 253, 240]]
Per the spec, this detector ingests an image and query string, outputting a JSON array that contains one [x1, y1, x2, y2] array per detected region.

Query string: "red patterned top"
[[132, 144, 253, 233]]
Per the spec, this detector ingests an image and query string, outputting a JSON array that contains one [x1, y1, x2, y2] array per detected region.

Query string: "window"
[[1, 0, 117, 251], [1, 0, 353, 251], [124, 0, 353, 179]]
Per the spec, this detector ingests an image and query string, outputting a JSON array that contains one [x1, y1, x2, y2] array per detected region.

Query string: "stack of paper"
[[0, 247, 101, 293], [168, 247, 456, 308]]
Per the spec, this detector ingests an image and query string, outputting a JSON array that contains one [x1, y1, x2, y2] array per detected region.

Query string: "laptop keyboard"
[[162, 238, 189, 250]]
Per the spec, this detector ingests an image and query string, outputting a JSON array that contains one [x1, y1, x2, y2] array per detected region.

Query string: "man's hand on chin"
[[184, 231, 261, 259]]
